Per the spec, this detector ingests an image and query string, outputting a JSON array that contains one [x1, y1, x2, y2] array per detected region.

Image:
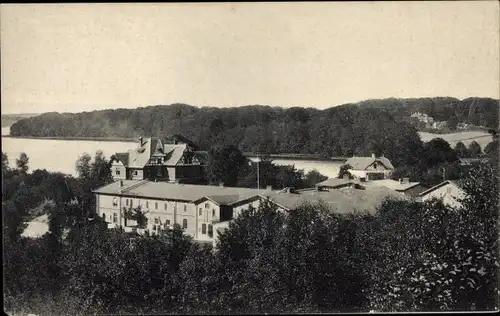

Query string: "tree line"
[[9, 97, 498, 159], [3, 149, 498, 315]]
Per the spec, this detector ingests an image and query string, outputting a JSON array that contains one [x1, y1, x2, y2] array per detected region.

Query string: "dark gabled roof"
[[193, 195, 242, 206], [163, 134, 200, 150], [93, 180, 264, 203], [115, 152, 129, 167], [150, 137, 165, 156], [163, 144, 187, 165]]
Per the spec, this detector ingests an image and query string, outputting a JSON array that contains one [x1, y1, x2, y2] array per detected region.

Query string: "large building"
[[93, 179, 407, 247], [344, 154, 395, 181], [110, 135, 208, 184]]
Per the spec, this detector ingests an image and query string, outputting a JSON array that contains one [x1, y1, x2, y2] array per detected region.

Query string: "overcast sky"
[[1, 2, 499, 114]]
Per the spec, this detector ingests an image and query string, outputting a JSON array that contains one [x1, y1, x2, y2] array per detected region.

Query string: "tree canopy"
[[10, 98, 498, 169], [3, 151, 498, 315]]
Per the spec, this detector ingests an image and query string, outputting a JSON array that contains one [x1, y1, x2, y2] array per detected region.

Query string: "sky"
[[1, 2, 499, 114]]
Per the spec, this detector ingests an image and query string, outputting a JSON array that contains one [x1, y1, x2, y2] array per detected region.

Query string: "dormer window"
[[157, 158, 162, 164]]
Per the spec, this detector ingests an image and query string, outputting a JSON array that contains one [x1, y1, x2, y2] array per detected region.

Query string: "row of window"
[[119, 198, 189, 212], [103, 212, 189, 229], [115, 169, 139, 176], [199, 208, 216, 217]]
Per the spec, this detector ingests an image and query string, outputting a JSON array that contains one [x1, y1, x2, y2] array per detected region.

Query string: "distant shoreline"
[[2, 135, 138, 143]]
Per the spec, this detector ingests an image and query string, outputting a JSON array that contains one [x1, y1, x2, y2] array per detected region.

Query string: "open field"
[[418, 131, 493, 149]]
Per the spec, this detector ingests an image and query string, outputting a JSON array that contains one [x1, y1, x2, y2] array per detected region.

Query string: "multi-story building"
[[110, 135, 208, 184], [93, 180, 268, 245], [93, 178, 407, 247]]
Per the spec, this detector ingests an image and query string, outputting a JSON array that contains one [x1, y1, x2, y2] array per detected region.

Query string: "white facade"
[[350, 169, 392, 180], [194, 199, 219, 242], [111, 162, 127, 180], [95, 193, 265, 245], [96, 194, 197, 237], [420, 182, 465, 208], [95, 182, 291, 248]]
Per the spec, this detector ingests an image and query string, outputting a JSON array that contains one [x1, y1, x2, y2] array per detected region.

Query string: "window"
[[154, 218, 159, 224], [126, 199, 129, 206], [165, 203, 167, 210], [112, 198, 118, 207], [102, 213, 106, 220], [184, 204, 187, 212], [199, 208, 202, 216], [212, 209, 215, 217], [146, 201, 149, 208], [116, 169, 120, 175], [183, 219, 187, 229], [157, 158, 162, 164], [134, 170, 138, 176], [202, 223, 206, 234], [155, 202, 158, 210], [208, 225, 213, 238], [205, 203, 210, 209], [166, 220, 170, 226], [153, 225, 156, 231], [113, 213, 118, 223]]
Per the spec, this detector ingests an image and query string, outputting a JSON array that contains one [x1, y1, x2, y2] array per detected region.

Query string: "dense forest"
[[3, 150, 498, 315], [10, 97, 498, 159]]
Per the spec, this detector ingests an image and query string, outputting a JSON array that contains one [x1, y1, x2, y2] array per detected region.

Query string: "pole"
[[257, 152, 260, 192]]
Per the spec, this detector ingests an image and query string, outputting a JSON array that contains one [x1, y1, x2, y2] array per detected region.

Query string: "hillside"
[[9, 97, 498, 165], [1, 113, 40, 127]]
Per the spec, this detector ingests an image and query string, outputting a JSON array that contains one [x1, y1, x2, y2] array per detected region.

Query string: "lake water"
[[1, 127, 343, 178]]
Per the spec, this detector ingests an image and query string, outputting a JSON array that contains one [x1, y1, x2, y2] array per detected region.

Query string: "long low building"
[[92, 179, 408, 247]]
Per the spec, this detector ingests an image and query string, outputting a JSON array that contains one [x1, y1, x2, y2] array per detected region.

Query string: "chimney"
[[139, 137, 144, 146], [219, 182, 224, 188], [266, 185, 273, 191], [399, 178, 403, 184], [343, 174, 350, 181], [371, 153, 376, 158], [403, 177, 410, 184]]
